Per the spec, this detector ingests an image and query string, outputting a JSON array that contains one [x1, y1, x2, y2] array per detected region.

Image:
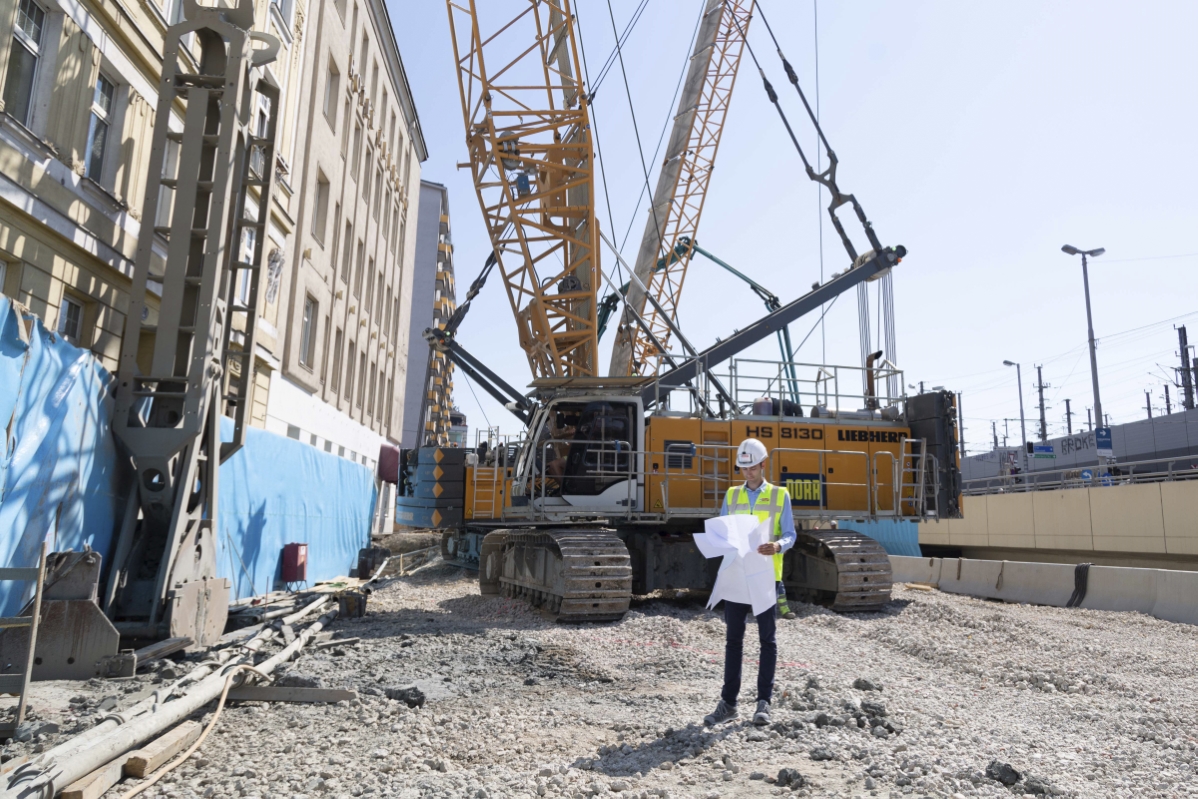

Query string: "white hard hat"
[[736, 438, 769, 469]]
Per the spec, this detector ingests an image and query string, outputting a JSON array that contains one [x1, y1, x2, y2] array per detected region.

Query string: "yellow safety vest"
[[724, 481, 789, 581]]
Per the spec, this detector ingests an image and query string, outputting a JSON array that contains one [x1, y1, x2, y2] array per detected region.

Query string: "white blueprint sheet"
[[694, 515, 776, 616]]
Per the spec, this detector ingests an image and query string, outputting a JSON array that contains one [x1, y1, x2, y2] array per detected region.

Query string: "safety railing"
[[489, 438, 929, 522], [962, 454, 1198, 496], [716, 358, 906, 415]]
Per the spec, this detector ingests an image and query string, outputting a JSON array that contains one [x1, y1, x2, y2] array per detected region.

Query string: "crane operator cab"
[[514, 396, 645, 514]]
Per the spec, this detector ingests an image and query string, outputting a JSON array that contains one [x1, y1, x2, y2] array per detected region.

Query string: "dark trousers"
[[720, 600, 777, 706]]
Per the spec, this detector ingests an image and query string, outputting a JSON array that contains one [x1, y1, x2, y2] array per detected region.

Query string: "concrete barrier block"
[[890, 555, 941, 585], [1031, 489, 1094, 551], [1081, 565, 1161, 613], [1161, 482, 1198, 556], [937, 558, 1075, 606], [1152, 569, 1198, 625], [893, 553, 1198, 629], [986, 493, 1035, 548]]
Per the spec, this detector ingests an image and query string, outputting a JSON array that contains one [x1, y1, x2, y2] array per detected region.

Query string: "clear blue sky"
[[394, 1, 1198, 452]]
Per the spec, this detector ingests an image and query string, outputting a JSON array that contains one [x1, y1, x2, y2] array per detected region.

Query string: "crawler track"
[[787, 529, 893, 612], [480, 529, 632, 623]]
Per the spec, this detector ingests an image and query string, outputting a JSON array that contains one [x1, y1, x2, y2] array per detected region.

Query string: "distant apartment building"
[[401, 180, 456, 449], [270, 0, 426, 479]]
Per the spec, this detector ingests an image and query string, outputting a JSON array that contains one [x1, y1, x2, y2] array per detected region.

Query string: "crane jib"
[[641, 246, 905, 407]]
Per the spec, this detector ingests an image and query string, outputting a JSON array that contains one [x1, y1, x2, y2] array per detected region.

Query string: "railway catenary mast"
[[607, 0, 754, 378]]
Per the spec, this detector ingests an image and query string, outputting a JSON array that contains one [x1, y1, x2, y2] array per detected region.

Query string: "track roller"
[[479, 528, 632, 622]]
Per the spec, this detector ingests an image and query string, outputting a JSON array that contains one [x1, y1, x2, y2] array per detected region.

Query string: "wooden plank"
[[226, 686, 358, 704], [123, 720, 203, 778], [0, 617, 32, 629], [61, 757, 124, 799], [133, 636, 193, 664], [313, 637, 359, 650]]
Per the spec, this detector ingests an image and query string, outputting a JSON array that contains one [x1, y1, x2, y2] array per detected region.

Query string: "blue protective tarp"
[[0, 296, 122, 614], [217, 416, 377, 600], [848, 519, 921, 557], [0, 292, 377, 611]]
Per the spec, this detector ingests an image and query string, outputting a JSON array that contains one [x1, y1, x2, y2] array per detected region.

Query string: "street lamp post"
[[1062, 245, 1106, 429], [1003, 360, 1028, 473]]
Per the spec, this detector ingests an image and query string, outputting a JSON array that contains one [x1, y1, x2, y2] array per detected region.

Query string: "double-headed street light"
[[1003, 360, 1028, 472], [1061, 245, 1106, 429]]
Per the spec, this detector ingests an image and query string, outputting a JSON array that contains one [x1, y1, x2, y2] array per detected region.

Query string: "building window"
[[377, 368, 385, 421], [331, 327, 343, 393], [312, 170, 330, 244], [389, 111, 396, 153], [286, 424, 301, 439], [362, 150, 373, 203], [58, 296, 83, 343], [323, 57, 340, 132], [354, 240, 365, 298], [237, 227, 256, 306], [300, 295, 317, 368], [324, 440, 333, 453], [367, 364, 377, 417], [391, 297, 399, 340], [157, 139, 180, 228], [370, 61, 379, 107], [390, 208, 399, 253], [4, 0, 46, 127], [376, 270, 384, 317], [365, 258, 375, 314], [385, 376, 394, 428], [360, 33, 369, 74], [309, 433, 318, 446], [320, 315, 331, 384], [85, 74, 116, 181], [274, 0, 294, 25], [382, 192, 390, 241], [356, 352, 367, 408], [341, 222, 353, 283], [373, 169, 382, 221], [330, 203, 342, 257], [351, 122, 362, 178], [345, 341, 356, 402], [383, 286, 392, 334], [341, 100, 351, 158]]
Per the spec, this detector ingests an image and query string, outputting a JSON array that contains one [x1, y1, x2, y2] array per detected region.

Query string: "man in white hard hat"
[[703, 438, 796, 729]]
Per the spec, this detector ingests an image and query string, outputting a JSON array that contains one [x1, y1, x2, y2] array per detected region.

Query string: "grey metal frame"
[[108, 0, 280, 642]]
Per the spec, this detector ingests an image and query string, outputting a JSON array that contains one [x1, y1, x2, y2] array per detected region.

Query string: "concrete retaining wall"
[[891, 555, 1198, 626], [919, 479, 1198, 555]]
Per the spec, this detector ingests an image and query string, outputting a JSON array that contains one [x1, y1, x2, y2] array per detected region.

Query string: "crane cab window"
[[533, 401, 637, 496]]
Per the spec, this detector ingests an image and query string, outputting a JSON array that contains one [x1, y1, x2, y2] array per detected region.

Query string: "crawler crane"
[[401, 0, 962, 620]]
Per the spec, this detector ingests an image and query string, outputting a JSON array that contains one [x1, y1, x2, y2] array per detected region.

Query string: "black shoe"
[[703, 699, 737, 726], [752, 700, 771, 726]]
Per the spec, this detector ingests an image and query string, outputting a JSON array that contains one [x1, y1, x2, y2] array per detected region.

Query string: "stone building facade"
[[267, 0, 425, 474], [0, 0, 425, 478]]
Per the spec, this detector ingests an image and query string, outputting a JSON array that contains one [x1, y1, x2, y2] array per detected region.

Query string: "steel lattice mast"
[[608, 0, 753, 377], [446, 0, 600, 378]]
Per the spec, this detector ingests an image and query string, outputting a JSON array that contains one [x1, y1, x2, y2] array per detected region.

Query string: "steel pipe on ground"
[[3, 605, 337, 798]]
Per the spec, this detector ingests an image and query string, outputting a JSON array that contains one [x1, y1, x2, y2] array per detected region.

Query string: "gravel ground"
[[7, 561, 1198, 799]]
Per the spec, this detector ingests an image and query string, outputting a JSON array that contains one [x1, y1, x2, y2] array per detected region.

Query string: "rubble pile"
[[4, 562, 1197, 798]]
